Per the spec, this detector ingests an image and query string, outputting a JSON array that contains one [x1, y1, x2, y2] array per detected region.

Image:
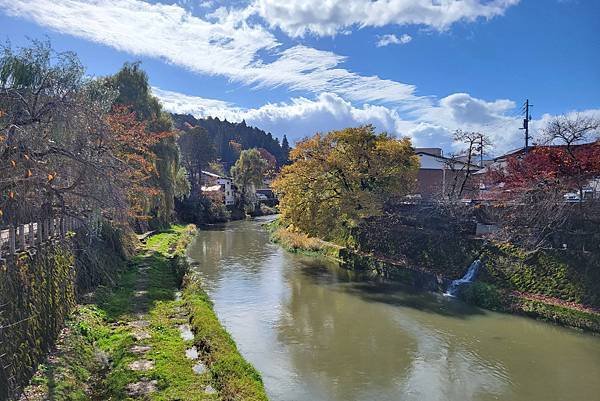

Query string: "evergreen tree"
[[282, 135, 291, 163], [171, 114, 288, 167]]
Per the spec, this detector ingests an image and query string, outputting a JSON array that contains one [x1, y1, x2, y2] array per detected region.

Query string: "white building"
[[200, 171, 236, 206]]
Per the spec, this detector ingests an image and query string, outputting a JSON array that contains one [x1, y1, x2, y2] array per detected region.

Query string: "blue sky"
[[1, 0, 598, 154]]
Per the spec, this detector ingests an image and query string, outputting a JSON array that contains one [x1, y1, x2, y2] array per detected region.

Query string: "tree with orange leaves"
[[105, 105, 174, 220]]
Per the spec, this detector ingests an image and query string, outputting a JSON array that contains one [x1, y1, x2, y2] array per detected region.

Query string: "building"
[[414, 148, 482, 200], [200, 171, 236, 206]]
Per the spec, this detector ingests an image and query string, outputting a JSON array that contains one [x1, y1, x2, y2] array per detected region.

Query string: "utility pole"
[[479, 133, 484, 167], [520, 99, 533, 152]]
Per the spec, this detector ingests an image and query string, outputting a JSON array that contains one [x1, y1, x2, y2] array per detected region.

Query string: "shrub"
[[460, 282, 504, 310]]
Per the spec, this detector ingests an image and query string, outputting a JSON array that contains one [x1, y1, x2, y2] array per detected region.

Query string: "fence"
[[0, 216, 83, 258]]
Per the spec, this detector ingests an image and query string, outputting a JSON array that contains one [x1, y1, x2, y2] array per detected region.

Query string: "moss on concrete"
[[480, 242, 600, 308], [184, 280, 268, 401]]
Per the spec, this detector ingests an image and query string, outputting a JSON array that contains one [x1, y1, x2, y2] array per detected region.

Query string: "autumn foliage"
[[273, 125, 419, 243], [487, 142, 600, 194], [106, 105, 175, 219]]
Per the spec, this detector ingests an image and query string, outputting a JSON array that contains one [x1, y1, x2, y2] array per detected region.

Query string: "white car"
[[563, 193, 580, 203]]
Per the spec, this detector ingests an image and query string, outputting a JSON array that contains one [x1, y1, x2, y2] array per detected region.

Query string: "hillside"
[[172, 113, 290, 168]]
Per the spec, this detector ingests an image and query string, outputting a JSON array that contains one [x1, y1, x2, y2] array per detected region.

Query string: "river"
[[186, 218, 600, 401]]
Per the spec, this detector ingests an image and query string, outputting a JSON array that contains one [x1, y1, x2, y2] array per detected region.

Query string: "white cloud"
[[376, 33, 413, 47], [154, 87, 405, 139], [155, 87, 600, 155], [152, 87, 242, 120], [412, 93, 522, 153], [0, 0, 422, 104], [253, 0, 520, 37], [154, 87, 549, 154]]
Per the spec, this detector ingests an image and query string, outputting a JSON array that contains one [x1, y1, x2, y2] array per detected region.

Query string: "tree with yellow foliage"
[[273, 125, 419, 243]]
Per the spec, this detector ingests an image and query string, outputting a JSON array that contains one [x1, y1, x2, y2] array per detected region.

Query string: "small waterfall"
[[444, 260, 482, 297]]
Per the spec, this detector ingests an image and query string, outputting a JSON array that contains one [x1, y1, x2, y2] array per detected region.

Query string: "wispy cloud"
[[0, 0, 422, 105], [376, 33, 412, 47]]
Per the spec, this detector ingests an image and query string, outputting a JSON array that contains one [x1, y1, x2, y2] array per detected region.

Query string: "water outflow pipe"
[[444, 260, 482, 297]]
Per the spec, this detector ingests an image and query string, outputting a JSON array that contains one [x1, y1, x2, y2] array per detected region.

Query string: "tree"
[[543, 115, 600, 206], [281, 134, 291, 163], [106, 62, 180, 229], [273, 125, 419, 243], [0, 41, 131, 226], [173, 166, 191, 199], [177, 126, 216, 195], [448, 130, 491, 199], [485, 116, 600, 250], [171, 114, 289, 166], [231, 149, 268, 208], [544, 114, 600, 147], [256, 147, 277, 178], [105, 105, 173, 220]]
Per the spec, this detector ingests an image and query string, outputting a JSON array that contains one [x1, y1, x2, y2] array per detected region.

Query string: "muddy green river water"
[[187, 218, 600, 401]]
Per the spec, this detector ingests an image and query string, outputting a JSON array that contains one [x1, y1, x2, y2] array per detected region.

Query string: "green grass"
[[19, 305, 108, 401], [184, 281, 268, 401], [516, 298, 600, 332], [147, 300, 215, 401], [90, 224, 216, 401], [23, 223, 268, 400]]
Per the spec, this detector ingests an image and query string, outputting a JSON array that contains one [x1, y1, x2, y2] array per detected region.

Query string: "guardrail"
[[0, 216, 82, 258]]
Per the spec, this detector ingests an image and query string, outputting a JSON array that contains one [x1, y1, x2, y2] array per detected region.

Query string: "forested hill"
[[172, 113, 290, 167]]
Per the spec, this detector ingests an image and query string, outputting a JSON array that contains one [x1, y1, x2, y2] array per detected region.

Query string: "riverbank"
[[267, 221, 600, 333], [19, 225, 268, 401], [266, 219, 343, 261]]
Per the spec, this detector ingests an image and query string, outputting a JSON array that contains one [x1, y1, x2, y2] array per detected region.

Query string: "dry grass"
[[272, 228, 327, 252]]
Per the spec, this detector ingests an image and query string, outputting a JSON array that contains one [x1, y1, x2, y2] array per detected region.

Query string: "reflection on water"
[[187, 218, 600, 401]]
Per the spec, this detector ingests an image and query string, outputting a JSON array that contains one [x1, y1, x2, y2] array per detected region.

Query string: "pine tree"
[[282, 135, 291, 163]]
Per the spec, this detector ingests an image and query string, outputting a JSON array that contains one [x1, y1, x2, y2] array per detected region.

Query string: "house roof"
[[493, 141, 599, 161], [416, 151, 482, 170], [201, 170, 232, 180]]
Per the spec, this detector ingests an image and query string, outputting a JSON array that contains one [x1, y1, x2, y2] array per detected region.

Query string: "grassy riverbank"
[[267, 221, 600, 333], [265, 219, 343, 260], [20, 225, 268, 401]]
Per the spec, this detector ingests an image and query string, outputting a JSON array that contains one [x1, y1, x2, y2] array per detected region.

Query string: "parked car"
[[563, 193, 580, 203]]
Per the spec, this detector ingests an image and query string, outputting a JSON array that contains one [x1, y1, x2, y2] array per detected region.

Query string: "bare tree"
[[0, 41, 135, 228], [443, 130, 492, 200], [544, 114, 600, 209], [543, 114, 600, 147]]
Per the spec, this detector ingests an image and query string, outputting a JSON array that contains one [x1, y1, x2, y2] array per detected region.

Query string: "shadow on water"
[[296, 255, 485, 318]]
